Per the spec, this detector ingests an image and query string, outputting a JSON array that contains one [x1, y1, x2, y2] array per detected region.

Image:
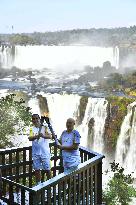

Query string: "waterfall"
[[28, 97, 41, 116], [41, 93, 81, 137], [0, 46, 14, 68], [115, 101, 136, 176], [27, 94, 107, 153], [0, 45, 119, 70], [77, 97, 108, 153], [113, 46, 119, 69]]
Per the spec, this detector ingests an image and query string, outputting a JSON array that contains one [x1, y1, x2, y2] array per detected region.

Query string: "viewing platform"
[[0, 143, 104, 205]]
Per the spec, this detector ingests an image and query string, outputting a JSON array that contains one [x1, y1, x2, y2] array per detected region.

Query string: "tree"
[[0, 94, 32, 148], [10, 34, 35, 45], [103, 161, 136, 205]]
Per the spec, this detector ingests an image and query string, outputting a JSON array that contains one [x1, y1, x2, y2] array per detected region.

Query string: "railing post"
[[29, 147, 33, 188], [31, 191, 41, 205], [96, 161, 102, 205], [59, 150, 64, 173], [0, 169, 2, 198]]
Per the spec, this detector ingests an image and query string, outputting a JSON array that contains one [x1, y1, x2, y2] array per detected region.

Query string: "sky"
[[0, 0, 136, 33]]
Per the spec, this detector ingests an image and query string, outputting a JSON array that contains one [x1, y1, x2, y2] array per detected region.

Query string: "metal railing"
[[0, 143, 104, 205]]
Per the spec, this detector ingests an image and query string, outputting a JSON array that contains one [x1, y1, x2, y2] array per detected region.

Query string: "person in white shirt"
[[28, 114, 52, 184]]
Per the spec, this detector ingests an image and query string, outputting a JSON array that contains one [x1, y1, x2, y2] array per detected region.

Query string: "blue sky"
[[0, 0, 136, 33]]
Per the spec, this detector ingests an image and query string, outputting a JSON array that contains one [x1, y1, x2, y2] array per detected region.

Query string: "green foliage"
[[102, 71, 136, 94], [10, 34, 35, 45], [0, 94, 32, 148], [103, 161, 136, 205], [1, 25, 136, 46], [106, 73, 124, 89]]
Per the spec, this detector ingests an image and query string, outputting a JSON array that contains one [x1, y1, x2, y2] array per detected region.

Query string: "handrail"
[[0, 146, 32, 153], [1, 177, 34, 193], [33, 154, 103, 192], [79, 146, 104, 157]]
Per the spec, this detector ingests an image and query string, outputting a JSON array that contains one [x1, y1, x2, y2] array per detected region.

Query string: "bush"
[[0, 94, 32, 148], [103, 161, 136, 205]]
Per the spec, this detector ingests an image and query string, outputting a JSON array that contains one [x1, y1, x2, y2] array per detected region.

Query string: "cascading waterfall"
[[77, 97, 108, 153], [41, 93, 81, 137], [113, 46, 119, 69], [0, 46, 14, 68], [28, 97, 41, 116], [0, 45, 119, 70], [115, 101, 136, 176]]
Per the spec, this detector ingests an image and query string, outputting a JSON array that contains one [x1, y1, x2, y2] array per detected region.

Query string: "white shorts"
[[33, 155, 51, 171]]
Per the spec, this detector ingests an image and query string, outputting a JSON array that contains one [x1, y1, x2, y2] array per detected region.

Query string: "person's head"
[[66, 118, 75, 132], [32, 114, 41, 127]]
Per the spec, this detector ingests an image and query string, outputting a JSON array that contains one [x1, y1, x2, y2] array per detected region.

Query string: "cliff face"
[[103, 96, 135, 154], [87, 118, 95, 147], [104, 102, 122, 155], [37, 94, 49, 115], [76, 96, 88, 126]]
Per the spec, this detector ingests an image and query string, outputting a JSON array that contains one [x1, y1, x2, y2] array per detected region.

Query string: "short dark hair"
[[32, 114, 40, 119]]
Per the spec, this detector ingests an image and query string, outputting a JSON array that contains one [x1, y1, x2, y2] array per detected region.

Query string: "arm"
[[58, 143, 79, 151], [57, 130, 80, 151], [39, 132, 52, 139], [28, 135, 38, 141], [39, 126, 52, 139], [28, 127, 38, 141]]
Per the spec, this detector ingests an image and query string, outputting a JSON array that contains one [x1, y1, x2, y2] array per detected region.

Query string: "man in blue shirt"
[[57, 118, 81, 173]]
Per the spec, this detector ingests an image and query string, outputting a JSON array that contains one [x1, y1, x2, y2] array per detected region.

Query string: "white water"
[[0, 46, 14, 68], [40, 93, 81, 137], [113, 46, 119, 69], [0, 45, 119, 71], [77, 97, 108, 153], [115, 101, 136, 177], [28, 97, 41, 116]]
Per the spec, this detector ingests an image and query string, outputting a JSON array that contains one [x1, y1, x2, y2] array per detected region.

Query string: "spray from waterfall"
[[28, 97, 41, 115]]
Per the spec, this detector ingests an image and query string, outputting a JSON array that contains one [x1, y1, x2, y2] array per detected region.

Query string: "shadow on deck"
[[0, 143, 104, 205]]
